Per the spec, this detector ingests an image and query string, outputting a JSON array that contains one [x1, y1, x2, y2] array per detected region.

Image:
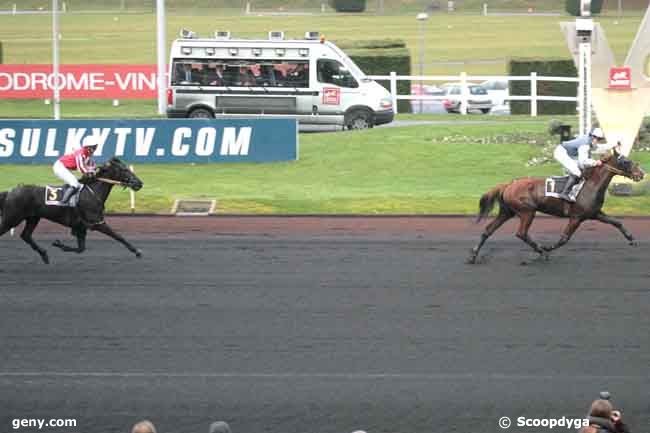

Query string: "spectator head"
[[209, 421, 232, 433], [589, 399, 613, 418], [131, 420, 157, 433]]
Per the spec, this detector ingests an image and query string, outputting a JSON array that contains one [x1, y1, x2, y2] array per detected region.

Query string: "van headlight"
[[380, 97, 392, 109]]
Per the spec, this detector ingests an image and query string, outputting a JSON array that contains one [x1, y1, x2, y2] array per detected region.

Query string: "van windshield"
[[317, 59, 358, 88], [171, 58, 310, 88]]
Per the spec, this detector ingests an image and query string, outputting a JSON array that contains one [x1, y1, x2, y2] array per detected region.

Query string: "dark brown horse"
[[0, 158, 143, 264], [468, 151, 645, 264]]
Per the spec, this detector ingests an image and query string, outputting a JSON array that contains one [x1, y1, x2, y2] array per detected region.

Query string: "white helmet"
[[82, 135, 98, 148], [590, 127, 605, 139]]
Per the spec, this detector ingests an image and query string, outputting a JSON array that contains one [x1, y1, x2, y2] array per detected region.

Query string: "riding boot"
[[61, 185, 78, 204], [559, 175, 580, 201]]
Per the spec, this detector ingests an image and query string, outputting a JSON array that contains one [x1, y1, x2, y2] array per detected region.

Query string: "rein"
[[603, 164, 627, 177], [96, 177, 126, 186]]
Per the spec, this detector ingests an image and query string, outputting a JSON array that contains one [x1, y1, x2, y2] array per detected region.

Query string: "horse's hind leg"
[[468, 208, 515, 264], [20, 217, 49, 264], [515, 211, 545, 255]]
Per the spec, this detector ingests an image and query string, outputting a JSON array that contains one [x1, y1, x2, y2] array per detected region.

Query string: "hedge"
[[565, 0, 603, 16], [509, 58, 577, 115], [329, 0, 366, 12]]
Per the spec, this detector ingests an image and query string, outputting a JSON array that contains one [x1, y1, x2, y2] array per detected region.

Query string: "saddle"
[[545, 175, 586, 202], [45, 185, 83, 207]]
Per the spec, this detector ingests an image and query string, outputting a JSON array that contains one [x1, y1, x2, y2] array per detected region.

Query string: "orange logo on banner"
[[322, 87, 340, 105], [609, 67, 632, 89]]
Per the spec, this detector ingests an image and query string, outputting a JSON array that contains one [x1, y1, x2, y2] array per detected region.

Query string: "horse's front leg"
[[594, 212, 638, 246], [91, 222, 142, 258], [52, 227, 87, 253], [543, 217, 583, 252]]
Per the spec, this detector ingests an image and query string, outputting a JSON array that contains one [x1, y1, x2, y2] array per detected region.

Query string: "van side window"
[[171, 59, 309, 88], [317, 59, 358, 88]]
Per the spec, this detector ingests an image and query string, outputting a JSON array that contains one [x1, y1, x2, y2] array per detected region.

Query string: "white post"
[[321, 2, 325, 12], [245, 2, 251, 14], [129, 165, 136, 213], [62, 1, 66, 12], [483, 3, 487, 16], [12, 3, 16, 15], [416, 12, 429, 114], [578, 35, 592, 135], [577, 1, 593, 135], [530, 72, 538, 117], [52, 0, 61, 120], [156, 0, 166, 115], [460, 71, 468, 115], [390, 71, 398, 114]]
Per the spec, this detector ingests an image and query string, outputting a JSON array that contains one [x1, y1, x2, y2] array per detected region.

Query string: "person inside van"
[[287, 63, 308, 87], [176, 63, 194, 83], [237, 66, 256, 86], [260, 64, 277, 86], [204, 63, 226, 86]]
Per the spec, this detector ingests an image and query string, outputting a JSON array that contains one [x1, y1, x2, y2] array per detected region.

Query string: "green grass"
[[2, 119, 650, 215]]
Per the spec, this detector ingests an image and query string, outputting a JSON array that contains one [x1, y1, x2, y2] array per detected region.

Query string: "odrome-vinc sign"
[[0, 65, 157, 99], [0, 119, 298, 164]]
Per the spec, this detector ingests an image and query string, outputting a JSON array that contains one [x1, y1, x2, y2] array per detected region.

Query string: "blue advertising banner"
[[0, 119, 298, 164]]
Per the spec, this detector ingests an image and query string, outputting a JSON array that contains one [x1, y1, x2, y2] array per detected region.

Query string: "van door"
[[313, 58, 362, 118]]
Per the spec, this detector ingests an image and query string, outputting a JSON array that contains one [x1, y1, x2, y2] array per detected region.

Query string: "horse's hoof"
[[135, 249, 143, 258], [41, 253, 50, 264], [629, 240, 639, 247], [52, 240, 63, 248], [466, 257, 477, 265]]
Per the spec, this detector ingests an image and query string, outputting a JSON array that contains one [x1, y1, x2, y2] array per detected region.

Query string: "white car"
[[441, 83, 492, 114], [481, 80, 510, 108]]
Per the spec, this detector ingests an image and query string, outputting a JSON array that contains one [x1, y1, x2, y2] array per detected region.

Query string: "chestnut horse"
[[468, 151, 645, 264]]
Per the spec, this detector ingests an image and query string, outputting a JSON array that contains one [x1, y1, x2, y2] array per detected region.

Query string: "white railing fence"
[[368, 72, 579, 116]]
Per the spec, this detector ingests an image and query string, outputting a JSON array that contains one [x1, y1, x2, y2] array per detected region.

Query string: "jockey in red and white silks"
[[52, 136, 98, 203]]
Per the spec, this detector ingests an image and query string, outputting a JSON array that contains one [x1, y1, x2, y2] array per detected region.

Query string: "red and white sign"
[[322, 87, 340, 105], [0, 64, 160, 99], [609, 66, 632, 90]]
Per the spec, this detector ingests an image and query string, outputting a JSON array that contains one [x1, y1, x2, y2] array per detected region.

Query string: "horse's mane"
[[582, 153, 616, 180]]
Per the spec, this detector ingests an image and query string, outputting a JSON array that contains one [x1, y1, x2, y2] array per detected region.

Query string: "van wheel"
[[345, 109, 373, 130], [189, 108, 214, 119], [480, 108, 490, 114]]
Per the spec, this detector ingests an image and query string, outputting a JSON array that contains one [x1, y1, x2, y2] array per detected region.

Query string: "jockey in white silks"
[[552, 127, 616, 200]]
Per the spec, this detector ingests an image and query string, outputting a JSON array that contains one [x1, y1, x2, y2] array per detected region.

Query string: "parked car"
[[441, 83, 492, 114], [410, 84, 446, 114], [480, 79, 509, 105], [480, 79, 510, 114]]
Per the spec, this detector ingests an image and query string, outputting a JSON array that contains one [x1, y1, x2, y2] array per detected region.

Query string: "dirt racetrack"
[[1, 216, 649, 433]]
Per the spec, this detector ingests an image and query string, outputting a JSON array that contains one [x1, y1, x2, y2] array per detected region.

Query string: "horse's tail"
[[477, 183, 508, 222]]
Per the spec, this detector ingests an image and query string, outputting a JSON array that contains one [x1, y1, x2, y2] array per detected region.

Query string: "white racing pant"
[[553, 146, 582, 177], [52, 161, 80, 188]]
